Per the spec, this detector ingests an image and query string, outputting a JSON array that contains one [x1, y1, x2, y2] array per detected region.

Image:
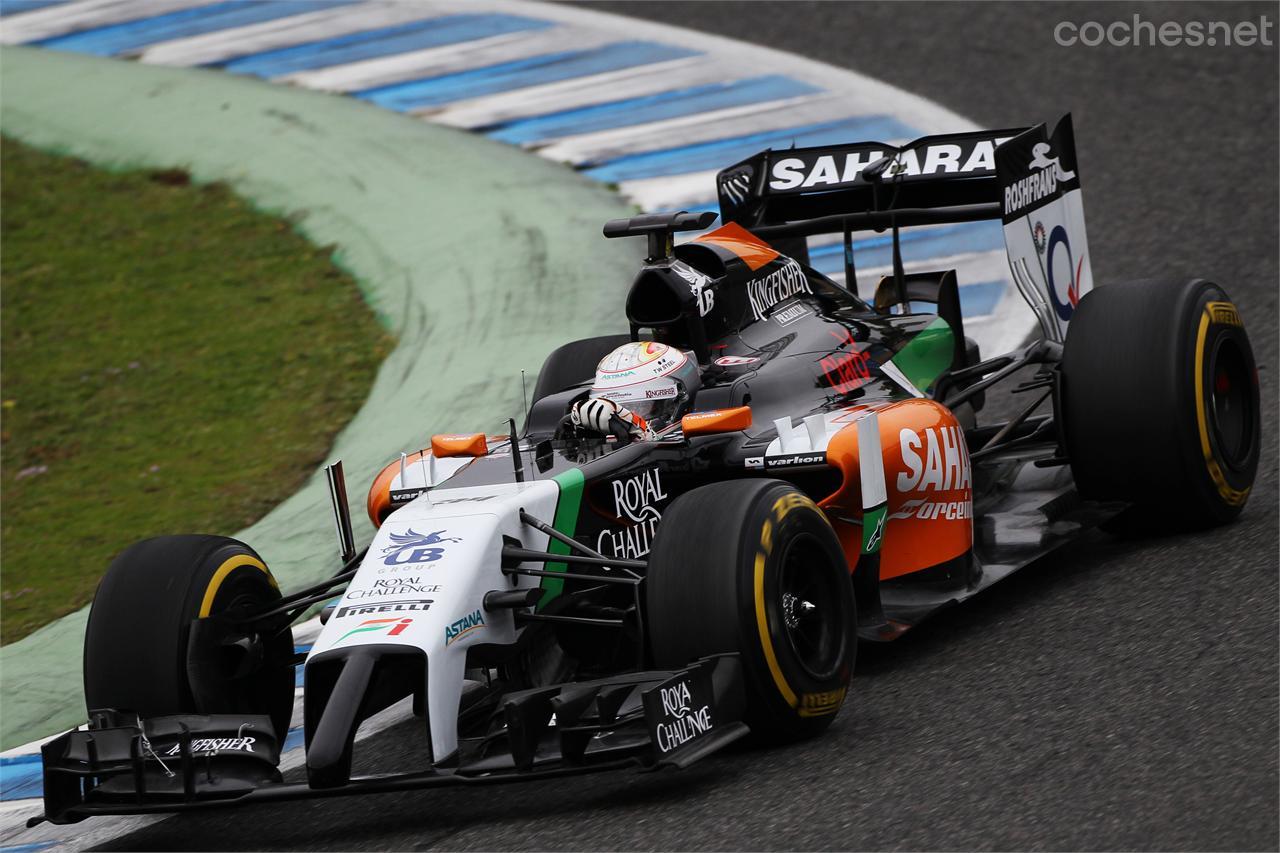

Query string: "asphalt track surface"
[[100, 2, 1278, 850]]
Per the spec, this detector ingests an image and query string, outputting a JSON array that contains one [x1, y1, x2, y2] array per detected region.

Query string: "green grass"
[[0, 137, 392, 644]]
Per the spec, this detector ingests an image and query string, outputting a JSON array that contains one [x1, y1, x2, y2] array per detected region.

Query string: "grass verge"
[[0, 136, 391, 644]]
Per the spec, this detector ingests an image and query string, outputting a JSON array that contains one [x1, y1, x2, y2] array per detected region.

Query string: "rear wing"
[[717, 126, 1027, 229], [716, 114, 1092, 342]]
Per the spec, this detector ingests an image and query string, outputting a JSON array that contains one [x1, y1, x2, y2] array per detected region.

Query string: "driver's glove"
[[570, 397, 654, 440]]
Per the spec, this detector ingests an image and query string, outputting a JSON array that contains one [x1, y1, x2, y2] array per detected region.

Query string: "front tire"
[[83, 535, 295, 738], [646, 480, 856, 742], [1061, 278, 1259, 527]]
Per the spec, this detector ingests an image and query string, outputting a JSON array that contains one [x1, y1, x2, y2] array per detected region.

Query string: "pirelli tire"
[[646, 480, 856, 743], [1061, 278, 1259, 528], [530, 333, 632, 404], [83, 535, 295, 738]]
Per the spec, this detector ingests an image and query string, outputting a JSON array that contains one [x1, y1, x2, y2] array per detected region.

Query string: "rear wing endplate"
[[995, 115, 1094, 342]]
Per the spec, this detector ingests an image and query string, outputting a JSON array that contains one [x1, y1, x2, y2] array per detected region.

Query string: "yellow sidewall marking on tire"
[[1194, 306, 1250, 507], [751, 493, 817, 711], [753, 552, 797, 709], [199, 554, 274, 618]]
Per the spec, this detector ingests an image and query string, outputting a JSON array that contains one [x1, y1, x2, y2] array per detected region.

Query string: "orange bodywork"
[[821, 399, 973, 580], [366, 451, 427, 527], [682, 406, 752, 436], [431, 433, 488, 458], [693, 222, 779, 271]]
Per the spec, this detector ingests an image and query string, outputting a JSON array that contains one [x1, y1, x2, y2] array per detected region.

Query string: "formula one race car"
[[33, 115, 1259, 824]]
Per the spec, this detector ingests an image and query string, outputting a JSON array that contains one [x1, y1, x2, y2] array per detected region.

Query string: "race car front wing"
[[32, 653, 747, 825]]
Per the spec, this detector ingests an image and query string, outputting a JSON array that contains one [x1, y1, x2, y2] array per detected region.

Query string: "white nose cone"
[[306, 480, 560, 762]]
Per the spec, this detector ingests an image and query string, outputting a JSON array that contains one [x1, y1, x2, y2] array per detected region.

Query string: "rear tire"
[[1060, 278, 1259, 528], [530, 334, 631, 404], [83, 535, 295, 738], [646, 480, 856, 742]]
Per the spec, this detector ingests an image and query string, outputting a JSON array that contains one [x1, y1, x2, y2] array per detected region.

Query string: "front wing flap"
[[35, 655, 747, 825]]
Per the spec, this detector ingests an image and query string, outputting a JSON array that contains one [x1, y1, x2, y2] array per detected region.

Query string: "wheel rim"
[[776, 533, 844, 681], [1208, 336, 1254, 470], [214, 589, 270, 681], [196, 572, 290, 719]]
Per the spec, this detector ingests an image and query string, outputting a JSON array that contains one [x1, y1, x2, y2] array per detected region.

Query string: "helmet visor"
[[625, 395, 682, 432], [597, 378, 683, 431]]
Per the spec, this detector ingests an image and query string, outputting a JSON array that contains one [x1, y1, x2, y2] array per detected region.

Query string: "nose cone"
[[306, 479, 561, 766]]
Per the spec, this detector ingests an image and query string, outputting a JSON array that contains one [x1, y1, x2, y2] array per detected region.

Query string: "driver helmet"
[[590, 341, 700, 433]]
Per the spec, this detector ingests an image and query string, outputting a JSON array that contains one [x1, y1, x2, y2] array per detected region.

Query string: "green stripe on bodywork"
[[861, 504, 887, 554], [539, 468, 585, 609], [890, 316, 954, 392]]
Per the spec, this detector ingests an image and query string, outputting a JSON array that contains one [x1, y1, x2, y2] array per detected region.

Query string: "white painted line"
[[430, 54, 729, 128], [617, 169, 720, 211], [0, 0, 203, 45], [532, 92, 835, 162], [281, 25, 615, 93], [0, 797, 46, 826], [139, 0, 454, 67], [479, 0, 979, 134]]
